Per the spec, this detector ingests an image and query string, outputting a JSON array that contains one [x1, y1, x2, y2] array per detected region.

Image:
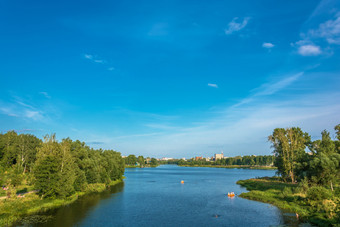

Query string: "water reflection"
[[24, 182, 124, 227]]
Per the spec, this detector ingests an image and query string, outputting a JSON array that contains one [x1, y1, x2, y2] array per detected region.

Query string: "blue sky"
[[1, 0, 340, 158]]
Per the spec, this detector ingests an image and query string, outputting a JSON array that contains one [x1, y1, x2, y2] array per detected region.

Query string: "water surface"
[[30, 165, 299, 227]]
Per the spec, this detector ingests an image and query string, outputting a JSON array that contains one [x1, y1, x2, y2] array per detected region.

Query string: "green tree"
[[307, 129, 340, 191], [150, 158, 158, 166], [125, 155, 137, 165], [137, 155, 145, 167], [34, 135, 76, 198], [269, 127, 310, 183], [34, 155, 61, 198]]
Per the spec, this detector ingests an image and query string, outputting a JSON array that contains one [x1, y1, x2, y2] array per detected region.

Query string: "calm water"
[[27, 165, 299, 227]]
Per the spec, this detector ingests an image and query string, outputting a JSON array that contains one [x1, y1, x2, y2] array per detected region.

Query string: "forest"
[[0, 132, 125, 199]]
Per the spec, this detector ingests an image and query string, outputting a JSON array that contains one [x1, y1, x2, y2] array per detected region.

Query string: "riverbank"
[[0, 179, 123, 226], [179, 164, 277, 170], [237, 177, 339, 226], [125, 165, 159, 168]]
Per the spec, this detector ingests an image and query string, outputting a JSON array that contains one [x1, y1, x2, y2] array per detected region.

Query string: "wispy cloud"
[[0, 95, 54, 122], [295, 10, 340, 56], [233, 72, 303, 107], [307, 12, 340, 44], [84, 54, 106, 64], [225, 17, 250, 35], [208, 83, 218, 88], [298, 44, 322, 56], [84, 53, 117, 71], [39, 91, 51, 99], [262, 42, 274, 48]]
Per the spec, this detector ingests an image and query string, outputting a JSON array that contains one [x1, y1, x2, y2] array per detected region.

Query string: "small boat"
[[227, 192, 235, 197]]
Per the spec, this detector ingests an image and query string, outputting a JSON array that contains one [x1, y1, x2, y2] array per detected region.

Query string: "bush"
[[282, 187, 292, 198], [306, 186, 332, 201]]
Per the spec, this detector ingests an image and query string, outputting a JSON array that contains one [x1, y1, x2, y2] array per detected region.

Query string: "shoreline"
[[236, 177, 337, 226], [0, 179, 123, 226], [178, 164, 277, 170]]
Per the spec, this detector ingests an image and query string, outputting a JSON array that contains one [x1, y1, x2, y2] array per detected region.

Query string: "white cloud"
[[84, 54, 106, 64], [0, 107, 18, 117], [208, 83, 218, 88], [308, 12, 340, 44], [84, 54, 93, 60], [298, 44, 322, 56], [108, 67, 115, 71], [0, 96, 50, 122], [225, 17, 250, 35], [262, 42, 274, 48], [25, 110, 43, 121]]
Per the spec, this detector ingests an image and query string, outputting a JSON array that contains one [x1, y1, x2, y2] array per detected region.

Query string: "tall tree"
[[137, 155, 145, 167], [268, 127, 310, 183], [34, 135, 76, 198]]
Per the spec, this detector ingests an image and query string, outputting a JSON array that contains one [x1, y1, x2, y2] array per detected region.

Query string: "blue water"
[[30, 165, 298, 227]]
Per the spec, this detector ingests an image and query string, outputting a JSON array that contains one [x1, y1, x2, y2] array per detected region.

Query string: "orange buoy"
[[181, 180, 184, 184]]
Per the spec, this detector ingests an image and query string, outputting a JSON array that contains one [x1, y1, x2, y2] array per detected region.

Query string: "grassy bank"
[[0, 179, 123, 226], [237, 177, 339, 226], [179, 164, 277, 170]]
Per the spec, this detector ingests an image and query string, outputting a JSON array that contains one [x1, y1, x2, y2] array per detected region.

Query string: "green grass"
[[237, 177, 339, 226], [0, 179, 123, 226]]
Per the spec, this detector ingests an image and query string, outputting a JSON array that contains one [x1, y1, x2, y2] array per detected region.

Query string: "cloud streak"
[[208, 83, 218, 88], [233, 72, 303, 107], [84, 53, 115, 71], [225, 17, 250, 35], [262, 42, 274, 48]]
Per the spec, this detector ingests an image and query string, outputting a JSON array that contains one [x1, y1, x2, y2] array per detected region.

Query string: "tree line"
[[269, 124, 340, 190], [123, 154, 158, 167], [0, 132, 124, 198], [176, 155, 275, 166]]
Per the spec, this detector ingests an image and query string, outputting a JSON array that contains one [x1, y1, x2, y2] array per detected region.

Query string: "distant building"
[[214, 152, 224, 160], [181, 158, 186, 161], [161, 157, 173, 161], [195, 156, 203, 161], [146, 158, 151, 164]]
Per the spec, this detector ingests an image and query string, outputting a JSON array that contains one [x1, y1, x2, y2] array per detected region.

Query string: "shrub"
[[306, 186, 332, 201]]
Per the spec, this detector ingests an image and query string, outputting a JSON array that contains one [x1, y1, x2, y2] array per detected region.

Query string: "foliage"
[[0, 132, 125, 199], [268, 127, 311, 183], [237, 178, 339, 226]]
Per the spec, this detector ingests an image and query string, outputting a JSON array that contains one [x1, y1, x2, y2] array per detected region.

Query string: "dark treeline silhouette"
[[0, 132, 124, 199]]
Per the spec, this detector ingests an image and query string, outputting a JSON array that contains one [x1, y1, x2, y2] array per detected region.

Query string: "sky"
[[1, 0, 340, 158]]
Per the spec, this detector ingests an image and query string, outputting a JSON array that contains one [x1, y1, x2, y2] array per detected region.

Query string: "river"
[[26, 165, 299, 226]]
